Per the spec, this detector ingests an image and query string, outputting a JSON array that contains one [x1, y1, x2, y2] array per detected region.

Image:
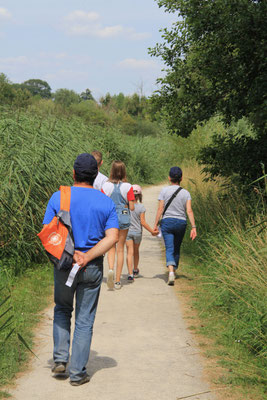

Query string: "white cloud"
[[0, 56, 28, 67], [64, 10, 99, 23], [95, 25, 124, 38], [0, 7, 11, 19], [118, 58, 158, 70], [62, 9, 149, 40], [55, 52, 68, 60]]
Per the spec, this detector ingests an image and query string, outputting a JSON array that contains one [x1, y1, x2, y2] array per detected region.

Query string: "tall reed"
[[0, 107, 180, 271], [181, 163, 266, 384]]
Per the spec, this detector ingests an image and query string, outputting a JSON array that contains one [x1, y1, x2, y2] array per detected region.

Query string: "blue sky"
[[0, 0, 176, 99]]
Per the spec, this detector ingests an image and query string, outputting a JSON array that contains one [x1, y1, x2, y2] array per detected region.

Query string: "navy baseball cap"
[[169, 166, 182, 179], [73, 153, 98, 180]]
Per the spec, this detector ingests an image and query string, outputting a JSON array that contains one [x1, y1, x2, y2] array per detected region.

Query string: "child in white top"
[[126, 185, 158, 279]]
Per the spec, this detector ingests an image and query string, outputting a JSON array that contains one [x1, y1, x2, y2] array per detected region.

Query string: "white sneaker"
[[114, 282, 122, 290], [107, 269, 114, 289], [167, 274, 175, 286]]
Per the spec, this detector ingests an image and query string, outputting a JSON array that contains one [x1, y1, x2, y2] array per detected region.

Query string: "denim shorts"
[[126, 231, 142, 244]]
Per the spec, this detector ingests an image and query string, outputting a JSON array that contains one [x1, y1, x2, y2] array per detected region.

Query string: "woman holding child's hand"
[[154, 167, 197, 286]]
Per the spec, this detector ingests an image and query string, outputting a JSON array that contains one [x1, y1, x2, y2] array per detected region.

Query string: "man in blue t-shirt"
[[42, 153, 119, 386]]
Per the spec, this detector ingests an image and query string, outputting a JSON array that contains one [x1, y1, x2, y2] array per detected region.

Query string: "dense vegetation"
[[0, 105, 178, 272], [181, 163, 266, 397]]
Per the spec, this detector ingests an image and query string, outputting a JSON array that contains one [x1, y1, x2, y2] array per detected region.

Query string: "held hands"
[[151, 228, 159, 236], [73, 250, 89, 269]]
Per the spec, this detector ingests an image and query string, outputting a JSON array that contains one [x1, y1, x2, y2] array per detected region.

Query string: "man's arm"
[[74, 228, 119, 267]]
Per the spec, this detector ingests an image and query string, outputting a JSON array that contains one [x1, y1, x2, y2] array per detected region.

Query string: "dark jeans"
[[161, 218, 187, 269], [53, 258, 103, 381]]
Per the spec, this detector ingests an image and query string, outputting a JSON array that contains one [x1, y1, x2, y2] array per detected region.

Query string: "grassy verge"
[[0, 264, 53, 395], [175, 164, 267, 399], [176, 256, 266, 400]]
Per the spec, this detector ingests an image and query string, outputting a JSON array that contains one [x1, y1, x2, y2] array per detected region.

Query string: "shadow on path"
[[47, 350, 117, 380]]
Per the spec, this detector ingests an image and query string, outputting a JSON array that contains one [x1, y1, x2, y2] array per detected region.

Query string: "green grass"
[[0, 391, 11, 399], [0, 264, 53, 387], [181, 260, 267, 399], [179, 164, 267, 399]]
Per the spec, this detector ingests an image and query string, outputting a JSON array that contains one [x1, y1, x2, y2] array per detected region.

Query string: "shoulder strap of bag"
[[59, 186, 71, 211], [162, 187, 183, 217]]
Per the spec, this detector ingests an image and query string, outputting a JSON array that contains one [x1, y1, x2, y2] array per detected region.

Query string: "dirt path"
[[7, 184, 215, 400]]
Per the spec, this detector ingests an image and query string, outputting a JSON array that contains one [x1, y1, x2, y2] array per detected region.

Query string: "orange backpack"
[[37, 186, 75, 270]]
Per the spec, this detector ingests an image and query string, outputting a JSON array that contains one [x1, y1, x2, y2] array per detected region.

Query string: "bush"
[[70, 101, 111, 127], [198, 117, 267, 189]]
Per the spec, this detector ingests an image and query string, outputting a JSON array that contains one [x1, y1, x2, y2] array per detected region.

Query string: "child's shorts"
[[126, 231, 142, 244]]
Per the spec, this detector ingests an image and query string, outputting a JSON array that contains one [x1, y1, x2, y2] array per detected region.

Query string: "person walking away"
[[153, 167, 197, 286], [41, 153, 119, 385], [92, 150, 108, 191], [102, 160, 135, 290], [126, 184, 158, 280]]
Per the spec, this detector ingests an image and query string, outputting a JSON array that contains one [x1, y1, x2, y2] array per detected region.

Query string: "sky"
[[0, 0, 176, 100]]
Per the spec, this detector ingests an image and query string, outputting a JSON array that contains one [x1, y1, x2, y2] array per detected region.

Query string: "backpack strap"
[[59, 186, 71, 211], [162, 186, 183, 217]]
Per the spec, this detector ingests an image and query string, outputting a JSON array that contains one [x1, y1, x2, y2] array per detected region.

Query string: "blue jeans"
[[161, 218, 187, 269], [53, 257, 103, 381]]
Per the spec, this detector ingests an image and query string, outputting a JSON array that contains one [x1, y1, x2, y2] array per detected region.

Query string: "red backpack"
[[37, 186, 74, 270]]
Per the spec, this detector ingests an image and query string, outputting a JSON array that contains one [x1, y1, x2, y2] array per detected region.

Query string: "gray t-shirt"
[[129, 202, 146, 234], [158, 185, 191, 221], [93, 171, 108, 191]]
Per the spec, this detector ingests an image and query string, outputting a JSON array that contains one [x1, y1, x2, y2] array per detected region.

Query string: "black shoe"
[[70, 374, 90, 386], [52, 362, 67, 373], [133, 269, 139, 277], [127, 275, 134, 281]]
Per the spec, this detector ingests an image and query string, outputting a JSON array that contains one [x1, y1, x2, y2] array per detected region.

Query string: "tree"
[[80, 88, 95, 102], [0, 73, 15, 104], [99, 93, 112, 108], [0, 73, 32, 107], [198, 117, 267, 188], [22, 79, 52, 98], [54, 88, 80, 107], [149, 0, 267, 136]]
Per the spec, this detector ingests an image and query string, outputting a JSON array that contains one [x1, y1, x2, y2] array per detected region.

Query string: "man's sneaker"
[[70, 374, 90, 386], [133, 269, 139, 277], [167, 274, 175, 286], [107, 269, 114, 289], [127, 275, 134, 281], [114, 281, 121, 290], [52, 362, 67, 373]]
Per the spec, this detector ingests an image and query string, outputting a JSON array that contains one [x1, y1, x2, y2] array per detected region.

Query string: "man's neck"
[[73, 182, 93, 189]]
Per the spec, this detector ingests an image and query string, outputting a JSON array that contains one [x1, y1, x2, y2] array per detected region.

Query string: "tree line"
[[0, 73, 152, 117], [0, 72, 161, 137]]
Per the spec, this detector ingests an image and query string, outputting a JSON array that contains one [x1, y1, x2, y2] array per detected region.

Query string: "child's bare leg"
[[133, 243, 140, 271], [126, 239, 134, 275], [107, 244, 116, 270], [116, 229, 128, 282]]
